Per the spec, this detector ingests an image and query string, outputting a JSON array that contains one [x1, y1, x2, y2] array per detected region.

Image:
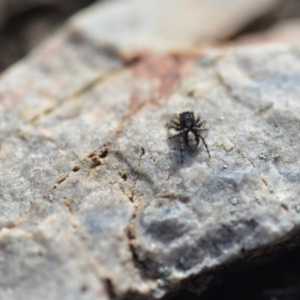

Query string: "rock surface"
[[0, 0, 299, 299]]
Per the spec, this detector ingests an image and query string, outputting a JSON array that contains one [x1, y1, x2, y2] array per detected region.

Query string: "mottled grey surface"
[[0, 0, 299, 299], [133, 44, 300, 287]]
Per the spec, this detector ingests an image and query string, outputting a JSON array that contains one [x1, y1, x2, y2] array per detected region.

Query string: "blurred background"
[[1, 0, 300, 72], [0, 0, 96, 71], [175, 245, 300, 300], [1, 0, 300, 299]]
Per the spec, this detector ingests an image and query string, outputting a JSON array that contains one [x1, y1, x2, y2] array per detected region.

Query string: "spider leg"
[[170, 114, 180, 125], [195, 113, 201, 124], [180, 136, 184, 163], [194, 126, 207, 131], [168, 129, 187, 139], [199, 134, 211, 158], [168, 115, 181, 130], [196, 114, 206, 128], [195, 123, 202, 130], [168, 123, 181, 131], [170, 119, 180, 126]]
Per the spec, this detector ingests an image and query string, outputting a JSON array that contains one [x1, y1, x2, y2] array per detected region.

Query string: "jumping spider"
[[168, 111, 210, 163]]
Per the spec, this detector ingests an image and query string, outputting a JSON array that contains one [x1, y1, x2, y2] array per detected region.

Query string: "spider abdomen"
[[185, 131, 199, 149], [168, 111, 211, 163]]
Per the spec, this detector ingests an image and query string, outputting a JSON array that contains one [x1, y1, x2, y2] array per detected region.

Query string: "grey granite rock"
[[0, 0, 299, 300]]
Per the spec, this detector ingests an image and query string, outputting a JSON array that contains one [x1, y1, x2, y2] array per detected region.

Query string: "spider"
[[168, 111, 210, 163]]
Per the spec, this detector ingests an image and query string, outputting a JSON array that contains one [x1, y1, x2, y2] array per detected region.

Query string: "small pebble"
[[231, 197, 238, 205], [259, 152, 267, 160]]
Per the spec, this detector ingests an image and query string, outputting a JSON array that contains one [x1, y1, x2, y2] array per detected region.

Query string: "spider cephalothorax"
[[168, 111, 210, 163]]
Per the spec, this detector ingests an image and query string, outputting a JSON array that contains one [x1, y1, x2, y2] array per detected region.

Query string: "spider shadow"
[[166, 136, 208, 172]]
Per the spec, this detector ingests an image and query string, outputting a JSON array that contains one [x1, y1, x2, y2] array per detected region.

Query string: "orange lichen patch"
[[0, 81, 32, 111], [132, 53, 196, 105], [122, 53, 196, 120], [127, 91, 147, 115]]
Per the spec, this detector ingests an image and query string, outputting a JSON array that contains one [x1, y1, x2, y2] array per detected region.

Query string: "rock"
[[128, 44, 300, 295], [69, 0, 282, 59], [1, 0, 299, 300]]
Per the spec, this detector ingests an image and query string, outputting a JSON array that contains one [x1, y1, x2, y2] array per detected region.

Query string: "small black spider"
[[168, 111, 210, 163]]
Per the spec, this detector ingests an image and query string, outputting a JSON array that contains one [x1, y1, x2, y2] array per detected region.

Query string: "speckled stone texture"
[[1, 0, 299, 299]]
